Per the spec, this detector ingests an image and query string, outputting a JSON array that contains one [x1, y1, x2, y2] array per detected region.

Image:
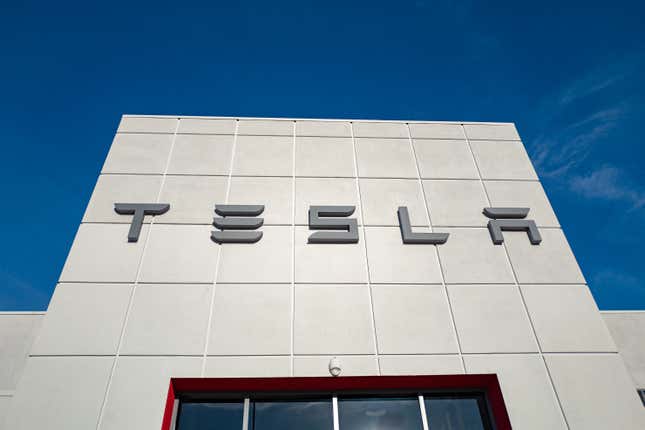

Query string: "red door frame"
[[162, 374, 512, 430]]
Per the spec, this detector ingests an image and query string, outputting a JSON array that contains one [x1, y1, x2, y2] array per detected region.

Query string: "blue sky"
[[1, 1, 644, 310]]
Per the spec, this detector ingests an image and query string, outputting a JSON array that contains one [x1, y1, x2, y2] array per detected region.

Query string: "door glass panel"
[[251, 399, 333, 430], [424, 397, 487, 430], [338, 397, 423, 430], [177, 401, 244, 430]]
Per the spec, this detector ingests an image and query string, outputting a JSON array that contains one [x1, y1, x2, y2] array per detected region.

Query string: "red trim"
[[161, 375, 511, 430], [160, 382, 176, 430]]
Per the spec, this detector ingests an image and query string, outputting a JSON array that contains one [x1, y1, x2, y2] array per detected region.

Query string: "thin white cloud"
[[592, 268, 643, 298], [591, 268, 645, 309], [530, 111, 619, 179], [558, 73, 626, 106], [570, 165, 645, 209], [593, 268, 639, 287], [564, 107, 622, 130], [0, 267, 48, 309], [527, 55, 639, 177]]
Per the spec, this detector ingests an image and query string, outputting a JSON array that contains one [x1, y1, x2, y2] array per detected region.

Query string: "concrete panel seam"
[[94, 118, 181, 430], [201, 119, 239, 377], [49, 280, 592, 286], [27, 351, 621, 358], [406, 122, 465, 372], [99, 171, 543, 183], [462, 123, 571, 430], [291, 121, 296, 376], [350, 122, 381, 374]]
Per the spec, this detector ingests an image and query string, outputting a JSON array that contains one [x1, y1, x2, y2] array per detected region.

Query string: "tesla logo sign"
[[114, 202, 542, 246]]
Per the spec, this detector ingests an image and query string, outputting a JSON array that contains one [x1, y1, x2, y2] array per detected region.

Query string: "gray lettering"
[[308, 205, 359, 244], [211, 204, 265, 243], [397, 206, 449, 244], [483, 207, 542, 245], [114, 203, 170, 242]]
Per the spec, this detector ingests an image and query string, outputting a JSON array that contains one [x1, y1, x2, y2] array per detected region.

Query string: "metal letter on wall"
[[114, 203, 170, 242], [397, 206, 449, 244], [483, 207, 542, 245], [211, 204, 264, 244], [308, 205, 359, 244]]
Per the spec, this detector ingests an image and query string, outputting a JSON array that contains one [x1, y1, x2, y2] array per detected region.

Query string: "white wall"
[[5, 116, 645, 429], [602, 311, 645, 388], [0, 312, 44, 429]]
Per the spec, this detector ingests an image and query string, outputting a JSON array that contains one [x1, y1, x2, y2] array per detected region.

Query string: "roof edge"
[[600, 310, 645, 314], [0, 311, 46, 315], [120, 114, 516, 126]]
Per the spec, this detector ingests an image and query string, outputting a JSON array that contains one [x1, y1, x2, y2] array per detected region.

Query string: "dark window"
[[425, 395, 491, 430], [638, 389, 645, 407], [338, 397, 423, 430], [176, 401, 244, 430], [251, 399, 333, 430], [177, 394, 492, 430]]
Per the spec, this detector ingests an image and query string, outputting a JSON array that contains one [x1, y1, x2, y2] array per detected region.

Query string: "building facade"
[[2, 116, 644, 429], [602, 311, 645, 394], [0, 312, 43, 424]]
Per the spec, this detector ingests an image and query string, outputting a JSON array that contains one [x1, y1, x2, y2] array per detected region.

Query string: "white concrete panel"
[[359, 179, 427, 226], [602, 312, 645, 387], [228, 176, 292, 224], [217, 226, 292, 283], [120, 284, 211, 355], [177, 118, 236, 134], [372, 285, 458, 354], [238, 119, 293, 135], [166, 134, 234, 175], [158, 175, 227, 224], [294, 356, 378, 376], [464, 354, 567, 430], [295, 137, 355, 177], [60, 224, 148, 283], [463, 123, 520, 140], [379, 355, 464, 376], [484, 180, 559, 227], [4, 356, 113, 430], [413, 139, 479, 179], [355, 138, 417, 178], [545, 353, 645, 429], [294, 284, 375, 355], [232, 135, 293, 176], [295, 227, 368, 283], [295, 177, 361, 225], [296, 120, 351, 137], [408, 123, 464, 140], [0, 396, 11, 430], [353, 121, 408, 138], [435, 228, 515, 284], [31, 283, 132, 355], [139, 224, 217, 283], [449, 284, 537, 353], [0, 314, 43, 390], [523, 285, 616, 353], [505, 228, 585, 284], [205, 356, 290, 377], [102, 133, 173, 174], [423, 180, 488, 226], [208, 284, 291, 355], [365, 227, 443, 284], [118, 116, 177, 133], [470, 140, 538, 180], [83, 174, 163, 223], [101, 357, 201, 430]]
